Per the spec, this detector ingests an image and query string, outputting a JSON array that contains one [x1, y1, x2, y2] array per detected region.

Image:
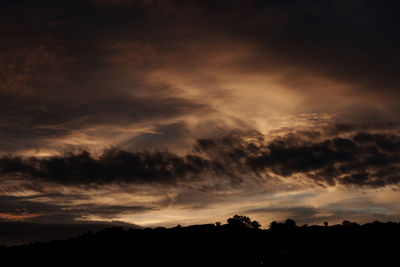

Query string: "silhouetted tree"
[[269, 221, 279, 231], [227, 215, 261, 229]]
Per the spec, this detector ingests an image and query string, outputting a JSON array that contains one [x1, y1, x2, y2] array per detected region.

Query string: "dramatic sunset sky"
[[1, 0, 400, 243]]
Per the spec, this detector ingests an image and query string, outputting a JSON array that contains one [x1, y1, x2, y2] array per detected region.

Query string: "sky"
[[1, 0, 400, 243]]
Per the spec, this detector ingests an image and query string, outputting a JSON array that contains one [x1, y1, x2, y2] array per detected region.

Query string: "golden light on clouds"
[[1, 0, 400, 241]]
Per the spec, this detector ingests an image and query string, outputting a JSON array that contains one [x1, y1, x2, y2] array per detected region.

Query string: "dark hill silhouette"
[[1, 216, 399, 266]]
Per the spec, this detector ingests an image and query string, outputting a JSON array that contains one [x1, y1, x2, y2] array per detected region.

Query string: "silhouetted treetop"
[[227, 215, 261, 230], [269, 218, 298, 232]]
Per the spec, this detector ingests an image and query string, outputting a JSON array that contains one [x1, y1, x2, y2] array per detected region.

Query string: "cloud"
[[1, 0, 400, 156], [59, 204, 156, 219], [2, 0, 400, 230], [2, 127, 400, 189], [0, 195, 154, 223], [0, 91, 208, 153], [0, 149, 214, 185]]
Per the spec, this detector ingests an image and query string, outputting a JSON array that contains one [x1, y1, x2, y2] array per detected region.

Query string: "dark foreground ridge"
[[1, 215, 399, 266]]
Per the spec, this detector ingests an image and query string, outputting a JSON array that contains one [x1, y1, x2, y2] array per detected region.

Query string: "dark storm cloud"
[[242, 132, 400, 187], [2, 129, 400, 188], [0, 149, 218, 185]]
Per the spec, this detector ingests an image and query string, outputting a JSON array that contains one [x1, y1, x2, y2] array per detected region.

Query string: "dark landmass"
[[1, 216, 399, 266]]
